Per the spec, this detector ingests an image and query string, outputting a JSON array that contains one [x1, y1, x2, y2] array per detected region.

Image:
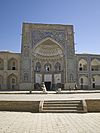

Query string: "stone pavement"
[[0, 112, 100, 133], [0, 93, 100, 101]]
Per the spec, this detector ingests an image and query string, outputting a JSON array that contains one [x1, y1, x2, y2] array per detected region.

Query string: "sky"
[[0, 0, 100, 54]]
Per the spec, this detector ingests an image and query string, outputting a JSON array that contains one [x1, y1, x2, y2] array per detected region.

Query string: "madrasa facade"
[[0, 23, 100, 91]]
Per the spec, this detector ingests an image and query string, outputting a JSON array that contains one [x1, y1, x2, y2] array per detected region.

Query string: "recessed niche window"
[[79, 63, 82, 71], [45, 63, 51, 72], [12, 61, 16, 70], [36, 62, 41, 72], [8, 59, 17, 70], [80, 63, 82, 66], [11, 77, 16, 89], [55, 62, 61, 71], [12, 66, 16, 70], [92, 77, 95, 82], [79, 67, 82, 71]]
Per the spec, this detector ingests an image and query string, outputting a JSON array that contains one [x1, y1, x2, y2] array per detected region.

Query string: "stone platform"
[[0, 91, 100, 132], [0, 92, 100, 112]]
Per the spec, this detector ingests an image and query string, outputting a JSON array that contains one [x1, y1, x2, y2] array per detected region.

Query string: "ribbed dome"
[[34, 39, 63, 57]]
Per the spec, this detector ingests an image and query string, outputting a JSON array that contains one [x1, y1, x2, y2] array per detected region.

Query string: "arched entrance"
[[33, 38, 64, 90], [78, 59, 87, 71], [91, 59, 100, 71], [7, 74, 18, 90], [79, 75, 88, 89], [92, 75, 100, 89], [44, 74, 52, 91]]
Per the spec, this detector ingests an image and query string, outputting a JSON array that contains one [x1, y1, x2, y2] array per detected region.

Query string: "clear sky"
[[0, 0, 100, 54]]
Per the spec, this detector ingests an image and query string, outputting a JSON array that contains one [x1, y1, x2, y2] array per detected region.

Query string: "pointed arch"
[[44, 63, 51, 72], [79, 75, 88, 89], [35, 62, 41, 72], [33, 37, 63, 50], [92, 75, 100, 89], [91, 59, 100, 71], [78, 59, 88, 71], [8, 58, 18, 70], [33, 37, 63, 57], [55, 62, 61, 71], [7, 73, 18, 90]]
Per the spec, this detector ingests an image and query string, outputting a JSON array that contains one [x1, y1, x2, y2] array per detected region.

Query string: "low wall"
[[0, 100, 100, 113], [0, 101, 40, 112], [86, 99, 100, 112]]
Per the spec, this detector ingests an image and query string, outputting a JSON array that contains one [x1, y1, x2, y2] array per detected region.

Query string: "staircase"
[[39, 100, 86, 113]]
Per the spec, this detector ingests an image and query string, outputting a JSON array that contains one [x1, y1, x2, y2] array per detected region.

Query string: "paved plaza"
[[0, 92, 100, 101], [0, 92, 100, 133], [0, 112, 100, 133]]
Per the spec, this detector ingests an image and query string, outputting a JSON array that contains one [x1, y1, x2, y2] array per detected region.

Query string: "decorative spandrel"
[[32, 30, 66, 47]]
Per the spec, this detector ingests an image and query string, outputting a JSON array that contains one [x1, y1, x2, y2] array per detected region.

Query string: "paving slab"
[[0, 112, 100, 133]]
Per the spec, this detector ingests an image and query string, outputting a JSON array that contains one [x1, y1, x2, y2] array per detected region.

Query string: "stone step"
[[44, 101, 82, 105], [41, 109, 84, 113], [44, 100, 81, 103], [44, 103, 81, 106], [40, 100, 85, 113], [43, 106, 83, 110]]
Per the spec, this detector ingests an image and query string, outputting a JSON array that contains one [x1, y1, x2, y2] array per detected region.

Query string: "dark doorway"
[[93, 83, 95, 88], [45, 82, 51, 91], [80, 84, 83, 89]]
